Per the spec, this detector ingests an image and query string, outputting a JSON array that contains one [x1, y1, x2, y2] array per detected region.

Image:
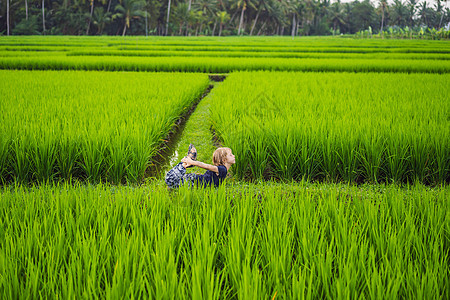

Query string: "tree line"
[[1, 0, 449, 36]]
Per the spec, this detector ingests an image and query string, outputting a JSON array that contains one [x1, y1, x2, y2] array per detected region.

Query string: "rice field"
[[0, 182, 449, 298], [1, 36, 450, 74], [0, 70, 209, 184], [1, 36, 449, 298], [210, 71, 450, 184]]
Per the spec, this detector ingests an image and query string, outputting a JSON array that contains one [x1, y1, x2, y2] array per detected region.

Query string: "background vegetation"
[[2, 0, 450, 37]]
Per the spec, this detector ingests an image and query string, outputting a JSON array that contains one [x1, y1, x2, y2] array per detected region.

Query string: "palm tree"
[[86, 0, 94, 35], [419, 1, 432, 27], [174, 2, 190, 35], [407, 0, 418, 27], [231, 0, 257, 35], [379, 0, 388, 35], [6, 0, 9, 36], [92, 6, 111, 34], [391, 0, 408, 27], [434, 0, 444, 28], [194, 0, 218, 35], [166, 0, 172, 35], [113, 0, 146, 36], [42, 0, 46, 34], [25, 0, 28, 20], [249, 0, 271, 36], [217, 10, 230, 36], [328, 0, 345, 35], [278, 0, 300, 37]]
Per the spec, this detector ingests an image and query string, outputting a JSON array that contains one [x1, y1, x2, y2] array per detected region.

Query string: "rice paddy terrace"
[[0, 36, 449, 298]]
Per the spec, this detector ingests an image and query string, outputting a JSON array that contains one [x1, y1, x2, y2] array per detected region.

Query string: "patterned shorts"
[[165, 162, 199, 189]]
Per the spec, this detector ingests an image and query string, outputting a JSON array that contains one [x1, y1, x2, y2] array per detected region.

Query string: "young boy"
[[165, 144, 235, 189]]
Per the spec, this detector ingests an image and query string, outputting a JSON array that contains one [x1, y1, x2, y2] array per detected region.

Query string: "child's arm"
[[182, 157, 218, 173]]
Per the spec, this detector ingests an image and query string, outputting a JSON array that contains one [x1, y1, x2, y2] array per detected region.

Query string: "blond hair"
[[212, 147, 230, 166]]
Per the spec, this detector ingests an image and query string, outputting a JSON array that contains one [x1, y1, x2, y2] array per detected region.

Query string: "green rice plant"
[[430, 131, 450, 184], [79, 133, 108, 183], [30, 129, 58, 183], [269, 124, 300, 181], [106, 132, 130, 184], [258, 185, 295, 295], [223, 187, 264, 298], [409, 132, 432, 184], [358, 133, 386, 183], [320, 128, 341, 182], [2, 35, 450, 54], [247, 128, 269, 180], [10, 137, 32, 183], [0, 132, 10, 184], [67, 48, 450, 61], [385, 131, 411, 183], [2, 55, 450, 74], [56, 135, 80, 181], [335, 131, 361, 182], [296, 129, 321, 181]]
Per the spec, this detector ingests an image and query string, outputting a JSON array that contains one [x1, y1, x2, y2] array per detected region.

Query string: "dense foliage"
[[1, 0, 450, 37]]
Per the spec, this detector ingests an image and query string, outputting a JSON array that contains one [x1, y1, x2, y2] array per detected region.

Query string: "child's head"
[[212, 147, 235, 166]]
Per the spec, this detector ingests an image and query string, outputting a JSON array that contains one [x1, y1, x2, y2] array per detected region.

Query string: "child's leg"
[[165, 162, 186, 189], [183, 173, 199, 187]]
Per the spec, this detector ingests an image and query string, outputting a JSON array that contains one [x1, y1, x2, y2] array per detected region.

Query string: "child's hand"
[[181, 156, 194, 168]]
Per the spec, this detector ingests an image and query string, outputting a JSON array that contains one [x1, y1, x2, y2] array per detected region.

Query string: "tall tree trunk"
[[291, 13, 296, 37], [238, 4, 245, 35], [165, 0, 171, 36], [107, 0, 112, 13], [257, 20, 267, 35], [145, 9, 148, 36], [42, 0, 46, 35], [229, 10, 238, 25], [380, 6, 384, 37], [250, 6, 261, 35], [122, 23, 127, 36], [212, 21, 217, 36], [25, 0, 28, 20], [281, 26, 284, 35], [219, 23, 223, 36], [185, 0, 191, 36], [86, 0, 94, 35], [7, 0, 9, 36]]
